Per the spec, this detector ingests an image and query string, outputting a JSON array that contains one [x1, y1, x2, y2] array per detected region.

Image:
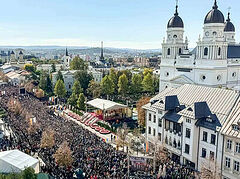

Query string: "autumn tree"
[[41, 129, 55, 148], [116, 123, 129, 152], [35, 88, 45, 98], [136, 96, 151, 127], [109, 68, 118, 92], [118, 73, 128, 95], [7, 98, 22, 115], [54, 141, 73, 168], [25, 82, 35, 93], [0, 71, 8, 82], [199, 159, 221, 179], [54, 80, 66, 98], [87, 80, 102, 98]]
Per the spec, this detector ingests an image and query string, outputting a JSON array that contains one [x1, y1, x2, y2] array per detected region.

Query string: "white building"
[[36, 64, 64, 73], [160, 1, 240, 92], [143, 84, 240, 172]]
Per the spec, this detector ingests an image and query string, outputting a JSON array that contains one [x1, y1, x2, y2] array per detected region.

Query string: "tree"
[[54, 80, 66, 98], [67, 93, 78, 108], [45, 74, 53, 95], [7, 98, 22, 115], [39, 70, 47, 91], [118, 73, 128, 95], [72, 80, 83, 96], [51, 63, 56, 73], [70, 56, 87, 70], [54, 141, 73, 168], [199, 159, 221, 179], [101, 75, 114, 97], [143, 68, 153, 76], [74, 71, 93, 92], [136, 97, 151, 127], [56, 70, 64, 82], [131, 73, 142, 94], [142, 73, 154, 93], [153, 76, 159, 93], [22, 167, 37, 179], [35, 89, 45, 98], [77, 93, 85, 111], [116, 123, 129, 152], [41, 129, 55, 148], [87, 80, 102, 98], [24, 64, 35, 73], [109, 68, 118, 92]]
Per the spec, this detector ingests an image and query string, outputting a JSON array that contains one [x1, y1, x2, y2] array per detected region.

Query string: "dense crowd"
[[0, 85, 128, 178], [0, 84, 196, 179]]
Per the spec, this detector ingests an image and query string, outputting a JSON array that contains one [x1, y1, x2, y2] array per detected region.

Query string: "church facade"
[[160, 0, 240, 92]]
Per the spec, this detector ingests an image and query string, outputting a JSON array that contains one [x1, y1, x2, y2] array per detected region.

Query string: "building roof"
[[145, 84, 239, 128], [167, 5, 184, 28], [227, 45, 240, 59], [224, 13, 235, 32], [87, 98, 127, 111], [0, 149, 39, 173], [204, 0, 224, 24]]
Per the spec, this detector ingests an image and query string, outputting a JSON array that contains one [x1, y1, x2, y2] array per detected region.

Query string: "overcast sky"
[[0, 0, 239, 49]]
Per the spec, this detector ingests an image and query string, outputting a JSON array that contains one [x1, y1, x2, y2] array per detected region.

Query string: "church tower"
[[100, 41, 104, 61], [18, 51, 25, 64], [10, 51, 17, 64], [162, 3, 188, 59], [196, 0, 228, 60], [224, 12, 235, 44], [63, 48, 72, 69]]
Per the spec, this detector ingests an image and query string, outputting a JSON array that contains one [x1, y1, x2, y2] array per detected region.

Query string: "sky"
[[0, 0, 239, 49]]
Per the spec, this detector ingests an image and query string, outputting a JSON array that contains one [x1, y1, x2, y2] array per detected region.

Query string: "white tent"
[[87, 98, 127, 111], [0, 149, 39, 173]]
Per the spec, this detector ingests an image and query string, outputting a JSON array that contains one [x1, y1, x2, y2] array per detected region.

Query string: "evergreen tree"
[[101, 75, 114, 96], [54, 80, 66, 98], [67, 93, 78, 107], [131, 73, 142, 94], [39, 71, 47, 91], [56, 71, 64, 82], [118, 73, 128, 95], [72, 80, 83, 96], [142, 73, 154, 93], [46, 74, 53, 95], [77, 93, 86, 110]]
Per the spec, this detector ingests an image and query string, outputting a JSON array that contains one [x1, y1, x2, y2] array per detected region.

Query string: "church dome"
[[224, 13, 235, 32], [204, 0, 224, 24], [167, 5, 184, 28]]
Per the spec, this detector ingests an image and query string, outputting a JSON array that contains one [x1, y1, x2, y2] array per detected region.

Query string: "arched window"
[[179, 48, 182, 54], [167, 48, 171, 56], [204, 47, 208, 56], [218, 47, 221, 56]]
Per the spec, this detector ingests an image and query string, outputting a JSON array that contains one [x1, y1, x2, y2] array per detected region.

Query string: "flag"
[[145, 141, 149, 153]]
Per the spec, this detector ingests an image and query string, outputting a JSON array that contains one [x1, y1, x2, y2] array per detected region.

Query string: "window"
[[153, 115, 156, 123], [227, 139, 232, 150], [153, 128, 156, 136], [186, 128, 191, 138], [211, 134, 216, 145], [158, 133, 161, 141], [204, 47, 208, 56], [148, 113, 151, 122], [202, 148, 206, 158], [158, 118, 162, 127], [148, 127, 151, 135], [201, 75, 206, 81], [185, 144, 190, 154], [167, 48, 171, 56], [234, 161, 240, 172], [186, 118, 191, 123], [232, 72, 237, 78], [213, 31, 217, 36], [225, 157, 231, 168], [236, 143, 240, 153], [69, 84, 71, 89], [179, 48, 182, 54], [210, 151, 215, 160], [233, 124, 240, 131], [217, 75, 221, 81], [218, 47, 221, 56], [203, 131, 208, 142]]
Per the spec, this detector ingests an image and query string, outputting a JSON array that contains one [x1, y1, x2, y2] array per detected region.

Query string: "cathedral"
[[160, 0, 240, 91]]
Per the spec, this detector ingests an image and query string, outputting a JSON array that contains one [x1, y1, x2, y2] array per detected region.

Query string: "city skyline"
[[0, 0, 239, 49]]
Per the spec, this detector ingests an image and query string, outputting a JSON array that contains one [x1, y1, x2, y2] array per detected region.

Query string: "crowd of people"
[[0, 84, 196, 179]]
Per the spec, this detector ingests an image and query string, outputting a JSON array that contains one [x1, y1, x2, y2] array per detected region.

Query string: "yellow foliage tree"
[[54, 141, 73, 167], [136, 96, 151, 127], [41, 129, 55, 148]]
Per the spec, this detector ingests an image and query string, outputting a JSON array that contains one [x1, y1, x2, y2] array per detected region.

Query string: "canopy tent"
[[87, 98, 127, 111], [0, 149, 39, 173]]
